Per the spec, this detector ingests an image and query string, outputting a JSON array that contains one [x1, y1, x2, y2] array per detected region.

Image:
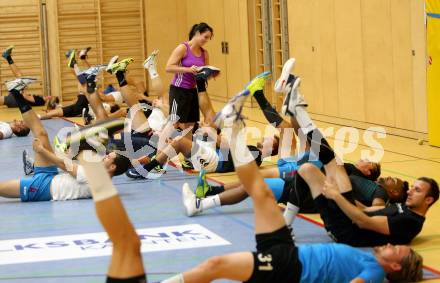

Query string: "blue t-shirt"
[[299, 243, 385, 283]]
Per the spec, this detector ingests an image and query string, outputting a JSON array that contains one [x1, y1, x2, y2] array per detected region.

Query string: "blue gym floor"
[[0, 119, 438, 282]]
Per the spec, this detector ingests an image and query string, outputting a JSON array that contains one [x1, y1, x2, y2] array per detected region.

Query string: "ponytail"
[[189, 22, 213, 40]]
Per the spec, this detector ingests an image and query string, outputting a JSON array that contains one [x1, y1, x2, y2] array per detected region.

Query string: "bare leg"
[[181, 253, 254, 283], [198, 91, 215, 124], [39, 108, 64, 120], [78, 153, 144, 279], [9, 63, 23, 77], [0, 180, 21, 198]]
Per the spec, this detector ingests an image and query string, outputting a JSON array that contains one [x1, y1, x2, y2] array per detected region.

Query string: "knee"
[[34, 128, 49, 140], [112, 232, 141, 254], [198, 256, 225, 276], [298, 163, 318, 180]]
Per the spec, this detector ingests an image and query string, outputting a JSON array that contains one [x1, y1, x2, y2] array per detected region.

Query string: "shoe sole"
[[106, 56, 119, 74], [182, 183, 195, 216], [213, 89, 250, 127], [274, 58, 296, 93], [143, 51, 158, 69], [67, 51, 76, 68], [281, 77, 301, 116]]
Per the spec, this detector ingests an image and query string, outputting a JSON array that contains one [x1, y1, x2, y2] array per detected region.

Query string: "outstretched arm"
[[323, 180, 390, 235]]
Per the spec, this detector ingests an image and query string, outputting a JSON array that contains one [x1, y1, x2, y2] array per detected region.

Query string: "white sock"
[[161, 273, 184, 283], [295, 106, 316, 134], [283, 202, 299, 226], [148, 65, 158, 79], [201, 195, 221, 210], [228, 123, 254, 167]]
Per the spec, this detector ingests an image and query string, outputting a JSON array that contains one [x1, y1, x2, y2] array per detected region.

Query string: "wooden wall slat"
[[0, 0, 44, 98]]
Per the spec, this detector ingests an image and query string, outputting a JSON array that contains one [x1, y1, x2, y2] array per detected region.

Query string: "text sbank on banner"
[[427, 0, 440, 147], [0, 224, 230, 265]]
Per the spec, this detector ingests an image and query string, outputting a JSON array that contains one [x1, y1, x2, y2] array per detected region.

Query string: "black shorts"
[[286, 175, 317, 213], [245, 226, 302, 283], [106, 274, 146, 283], [169, 85, 199, 123], [32, 95, 46, 106], [62, 94, 89, 117], [314, 192, 361, 244], [4, 93, 18, 108]]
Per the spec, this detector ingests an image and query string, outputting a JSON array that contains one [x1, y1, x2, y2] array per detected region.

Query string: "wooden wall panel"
[[143, 0, 187, 96], [391, 0, 414, 130], [57, 0, 100, 101], [334, 0, 365, 121], [361, 0, 395, 126], [225, 0, 251, 97], [411, 0, 428, 133], [317, 0, 338, 116], [287, 0, 427, 135], [288, 0, 316, 112], [0, 0, 44, 98], [100, 0, 145, 89]]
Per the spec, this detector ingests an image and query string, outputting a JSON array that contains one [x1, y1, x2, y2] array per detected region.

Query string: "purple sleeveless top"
[[171, 42, 205, 89]]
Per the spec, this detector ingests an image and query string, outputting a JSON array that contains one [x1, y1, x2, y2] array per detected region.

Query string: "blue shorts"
[[264, 178, 286, 201], [277, 152, 323, 181], [77, 74, 87, 85], [20, 166, 58, 202]]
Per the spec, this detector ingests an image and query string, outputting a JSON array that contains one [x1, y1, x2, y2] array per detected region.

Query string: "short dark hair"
[[271, 135, 280, 156], [386, 248, 423, 282], [368, 162, 381, 181], [12, 126, 30, 137], [418, 177, 439, 207], [113, 153, 132, 176], [189, 22, 213, 40], [110, 104, 120, 113]]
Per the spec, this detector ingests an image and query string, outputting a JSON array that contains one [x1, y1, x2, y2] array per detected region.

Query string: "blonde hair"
[[386, 248, 423, 282]]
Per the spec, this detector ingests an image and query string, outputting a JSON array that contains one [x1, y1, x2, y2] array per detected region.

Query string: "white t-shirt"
[[0, 122, 13, 139], [191, 140, 219, 173], [51, 165, 92, 201], [148, 108, 167, 132], [109, 91, 123, 105]]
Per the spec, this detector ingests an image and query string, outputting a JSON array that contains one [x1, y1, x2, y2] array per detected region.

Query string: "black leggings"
[[62, 94, 89, 117]]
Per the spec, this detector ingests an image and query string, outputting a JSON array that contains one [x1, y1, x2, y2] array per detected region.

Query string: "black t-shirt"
[[344, 163, 365, 178], [350, 175, 388, 206], [353, 203, 425, 246]]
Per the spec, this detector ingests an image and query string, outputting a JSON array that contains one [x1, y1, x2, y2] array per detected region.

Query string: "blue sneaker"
[[2, 45, 14, 59], [195, 169, 210, 198], [244, 71, 271, 96], [213, 89, 250, 129]]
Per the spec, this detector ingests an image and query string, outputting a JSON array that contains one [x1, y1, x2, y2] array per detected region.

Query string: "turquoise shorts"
[[20, 166, 58, 202]]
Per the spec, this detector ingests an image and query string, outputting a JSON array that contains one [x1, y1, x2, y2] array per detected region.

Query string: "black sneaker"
[[66, 49, 77, 68], [22, 150, 34, 175], [82, 108, 93, 125], [181, 159, 194, 170], [195, 65, 220, 81], [79, 47, 92, 60]]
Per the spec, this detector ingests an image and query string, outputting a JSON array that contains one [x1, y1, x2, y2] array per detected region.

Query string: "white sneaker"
[[106, 55, 119, 74], [143, 50, 159, 70], [182, 183, 202, 217], [213, 89, 249, 129], [281, 75, 304, 117], [5, 77, 37, 92], [274, 58, 296, 93], [83, 64, 106, 80]]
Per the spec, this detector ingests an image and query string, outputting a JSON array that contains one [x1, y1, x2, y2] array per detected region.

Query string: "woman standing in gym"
[[165, 22, 216, 130]]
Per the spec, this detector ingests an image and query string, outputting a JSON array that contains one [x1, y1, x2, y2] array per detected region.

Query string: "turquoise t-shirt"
[[299, 243, 385, 283]]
